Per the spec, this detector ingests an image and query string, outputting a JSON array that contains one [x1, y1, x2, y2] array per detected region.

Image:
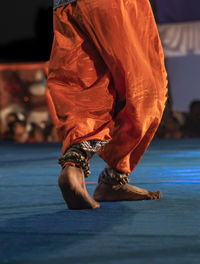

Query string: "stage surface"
[[0, 140, 200, 264]]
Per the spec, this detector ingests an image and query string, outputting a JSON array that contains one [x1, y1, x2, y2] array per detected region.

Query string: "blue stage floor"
[[0, 140, 200, 264]]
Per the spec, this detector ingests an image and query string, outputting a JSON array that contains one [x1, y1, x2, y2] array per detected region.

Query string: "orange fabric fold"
[[47, 0, 168, 173]]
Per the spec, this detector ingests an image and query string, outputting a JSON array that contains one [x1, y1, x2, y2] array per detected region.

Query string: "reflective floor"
[[0, 140, 200, 264]]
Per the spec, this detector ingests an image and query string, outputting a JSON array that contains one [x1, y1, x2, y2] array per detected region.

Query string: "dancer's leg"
[[47, 4, 116, 154], [71, 0, 168, 201], [47, 4, 116, 209], [58, 144, 101, 209], [47, 0, 168, 207]]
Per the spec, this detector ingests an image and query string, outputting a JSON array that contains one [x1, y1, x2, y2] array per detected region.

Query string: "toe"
[[157, 191, 162, 199]]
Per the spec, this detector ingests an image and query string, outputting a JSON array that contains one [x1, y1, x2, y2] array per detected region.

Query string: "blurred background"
[[0, 0, 200, 143]]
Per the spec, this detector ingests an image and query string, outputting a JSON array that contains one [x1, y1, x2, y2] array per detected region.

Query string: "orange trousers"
[[47, 0, 168, 174]]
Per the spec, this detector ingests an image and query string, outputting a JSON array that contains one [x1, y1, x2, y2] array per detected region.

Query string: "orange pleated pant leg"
[[47, 0, 168, 174]]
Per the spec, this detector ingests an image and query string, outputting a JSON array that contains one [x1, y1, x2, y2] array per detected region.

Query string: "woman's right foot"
[[93, 182, 162, 202], [58, 165, 100, 210]]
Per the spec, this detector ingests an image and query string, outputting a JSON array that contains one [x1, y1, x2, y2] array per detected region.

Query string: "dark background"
[[0, 0, 53, 62], [156, 0, 200, 24], [1, 0, 200, 62], [0, 0, 157, 63]]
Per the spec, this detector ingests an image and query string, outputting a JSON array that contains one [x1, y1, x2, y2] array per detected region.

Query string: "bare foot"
[[58, 165, 100, 209], [93, 182, 162, 202]]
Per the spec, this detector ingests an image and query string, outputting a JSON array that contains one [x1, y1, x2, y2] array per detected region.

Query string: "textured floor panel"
[[0, 140, 200, 264]]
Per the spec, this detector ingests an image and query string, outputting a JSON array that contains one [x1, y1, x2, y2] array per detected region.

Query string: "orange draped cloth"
[[47, 0, 168, 174]]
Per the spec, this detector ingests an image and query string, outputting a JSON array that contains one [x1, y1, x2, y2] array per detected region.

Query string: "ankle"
[[98, 166, 130, 185], [58, 149, 90, 178]]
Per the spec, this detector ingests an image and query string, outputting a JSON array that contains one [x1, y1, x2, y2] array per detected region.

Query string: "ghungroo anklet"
[[58, 150, 90, 178], [72, 140, 107, 159], [98, 166, 130, 185]]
